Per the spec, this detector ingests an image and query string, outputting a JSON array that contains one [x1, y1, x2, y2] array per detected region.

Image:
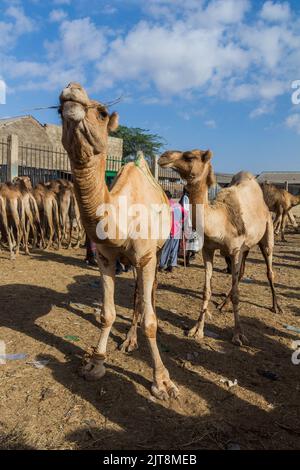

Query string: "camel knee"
[[100, 310, 115, 328], [142, 313, 157, 338]]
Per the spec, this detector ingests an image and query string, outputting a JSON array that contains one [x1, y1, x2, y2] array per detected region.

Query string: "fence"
[[0, 134, 185, 196], [0, 137, 8, 182]]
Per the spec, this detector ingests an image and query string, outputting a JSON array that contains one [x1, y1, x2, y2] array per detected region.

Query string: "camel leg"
[[119, 280, 140, 352], [273, 212, 282, 235], [138, 257, 179, 400], [218, 250, 249, 312], [288, 211, 298, 231], [79, 258, 116, 381], [259, 224, 282, 314], [188, 248, 214, 340], [280, 212, 288, 242], [231, 251, 248, 346]]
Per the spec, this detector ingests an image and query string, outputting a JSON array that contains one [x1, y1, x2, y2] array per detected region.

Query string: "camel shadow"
[[0, 270, 299, 449]]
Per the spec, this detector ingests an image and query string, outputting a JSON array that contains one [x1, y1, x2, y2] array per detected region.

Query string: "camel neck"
[[71, 153, 109, 242], [187, 179, 209, 231]]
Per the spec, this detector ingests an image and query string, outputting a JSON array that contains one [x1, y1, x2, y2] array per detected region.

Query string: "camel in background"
[[13, 176, 45, 250], [47, 179, 83, 248], [33, 183, 61, 249], [0, 194, 13, 256], [0, 182, 26, 257], [159, 150, 282, 346], [59, 82, 178, 400], [261, 182, 300, 242]]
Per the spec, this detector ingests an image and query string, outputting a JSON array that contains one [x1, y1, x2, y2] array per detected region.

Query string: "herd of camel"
[[0, 177, 84, 259], [0, 82, 299, 400]]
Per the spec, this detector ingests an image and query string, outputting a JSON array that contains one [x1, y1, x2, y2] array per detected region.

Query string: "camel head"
[[13, 176, 33, 191], [158, 149, 215, 187], [59, 82, 119, 163]]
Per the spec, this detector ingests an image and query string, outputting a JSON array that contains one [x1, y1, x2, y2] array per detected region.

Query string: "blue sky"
[[0, 0, 300, 173]]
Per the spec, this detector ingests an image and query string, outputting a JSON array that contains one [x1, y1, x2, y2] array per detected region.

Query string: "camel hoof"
[[119, 337, 138, 353], [78, 359, 106, 381], [218, 300, 229, 312], [232, 332, 249, 347], [151, 377, 179, 401], [187, 325, 204, 341], [271, 304, 283, 314]]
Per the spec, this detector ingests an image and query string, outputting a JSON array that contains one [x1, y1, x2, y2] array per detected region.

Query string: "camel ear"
[[201, 150, 213, 162], [108, 112, 119, 132]]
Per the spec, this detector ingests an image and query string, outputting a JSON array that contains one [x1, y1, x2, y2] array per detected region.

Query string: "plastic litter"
[[64, 335, 80, 342], [220, 378, 238, 388], [285, 324, 300, 334], [70, 303, 88, 310], [257, 368, 279, 381], [27, 360, 50, 369], [0, 353, 27, 361]]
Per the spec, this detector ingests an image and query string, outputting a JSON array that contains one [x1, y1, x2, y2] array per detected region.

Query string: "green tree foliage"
[[110, 125, 165, 163]]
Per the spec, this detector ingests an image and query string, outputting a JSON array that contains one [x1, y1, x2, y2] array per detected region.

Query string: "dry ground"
[[0, 230, 299, 450]]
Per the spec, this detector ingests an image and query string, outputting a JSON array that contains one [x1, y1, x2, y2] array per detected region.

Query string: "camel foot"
[[78, 357, 106, 381], [151, 369, 179, 401], [119, 334, 138, 353], [218, 298, 230, 312], [187, 323, 204, 341], [271, 304, 283, 314], [232, 331, 249, 347]]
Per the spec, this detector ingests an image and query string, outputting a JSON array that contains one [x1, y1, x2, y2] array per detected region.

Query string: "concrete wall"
[[0, 116, 123, 161]]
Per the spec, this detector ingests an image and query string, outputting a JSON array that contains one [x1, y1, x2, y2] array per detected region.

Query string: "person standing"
[[159, 191, 183, 273]]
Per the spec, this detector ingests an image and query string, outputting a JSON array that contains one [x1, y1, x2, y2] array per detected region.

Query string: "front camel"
[[159, 149, 282, 346], [59, 82, 178, 400]]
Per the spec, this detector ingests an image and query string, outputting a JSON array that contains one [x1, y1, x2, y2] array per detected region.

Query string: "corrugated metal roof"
[[257, 172, 300, 184]]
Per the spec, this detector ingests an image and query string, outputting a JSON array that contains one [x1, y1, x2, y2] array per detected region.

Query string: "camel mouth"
[[158, 156, 174, 168], [60, 99, 86, 123]]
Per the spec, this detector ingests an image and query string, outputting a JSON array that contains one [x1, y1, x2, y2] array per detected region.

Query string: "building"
[[257, 172, 300, 195], [0, 115, 123, 184]]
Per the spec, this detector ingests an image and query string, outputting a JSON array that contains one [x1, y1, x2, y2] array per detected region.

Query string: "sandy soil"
[[0, 229, 299, 450]]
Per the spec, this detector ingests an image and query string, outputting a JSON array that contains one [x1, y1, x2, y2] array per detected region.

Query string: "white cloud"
[[204, 119, 217, 128], [45, 18, 107, 63], [286, 114, 300, 134], [5, 6, 35, 35], [260, 1, 291, 22], [49, 9, 68, 22], [53, 0, 71, 4], [249, 102, 275, 118]]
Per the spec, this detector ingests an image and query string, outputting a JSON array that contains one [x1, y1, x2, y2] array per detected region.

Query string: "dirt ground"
[[0, 229, 299, 450]]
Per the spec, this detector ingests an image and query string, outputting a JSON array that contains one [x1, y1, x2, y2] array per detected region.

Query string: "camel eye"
[[99, 109, 108, 119]]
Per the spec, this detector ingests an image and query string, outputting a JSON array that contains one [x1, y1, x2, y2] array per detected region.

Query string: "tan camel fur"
[[13, 176, 45, 250], [59, 82, 178, 400], [0, 182, 26, 257], [33, 183, 61, 249], [159, 150, 282, 346], [261, 182, 300, 241], [47, 179, 83, 248], [0, 194, 13, 255]]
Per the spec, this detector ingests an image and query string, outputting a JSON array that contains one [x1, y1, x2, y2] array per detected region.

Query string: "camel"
[[261, 182, 300, 242], [0, 182, 26, 257], [13, 176, 45, 249], [33, 183, 61, 249], [59, 82, 178, 400], [0, 194, 13, 255], [158, 149, 282, 345], [47, 179, 83, 248]]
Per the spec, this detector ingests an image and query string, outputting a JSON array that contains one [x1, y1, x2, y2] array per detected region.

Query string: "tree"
[[110, 125, 165, 163]]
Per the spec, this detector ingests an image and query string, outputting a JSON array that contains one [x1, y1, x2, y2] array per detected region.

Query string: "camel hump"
[[230, 171, 255, 186]]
